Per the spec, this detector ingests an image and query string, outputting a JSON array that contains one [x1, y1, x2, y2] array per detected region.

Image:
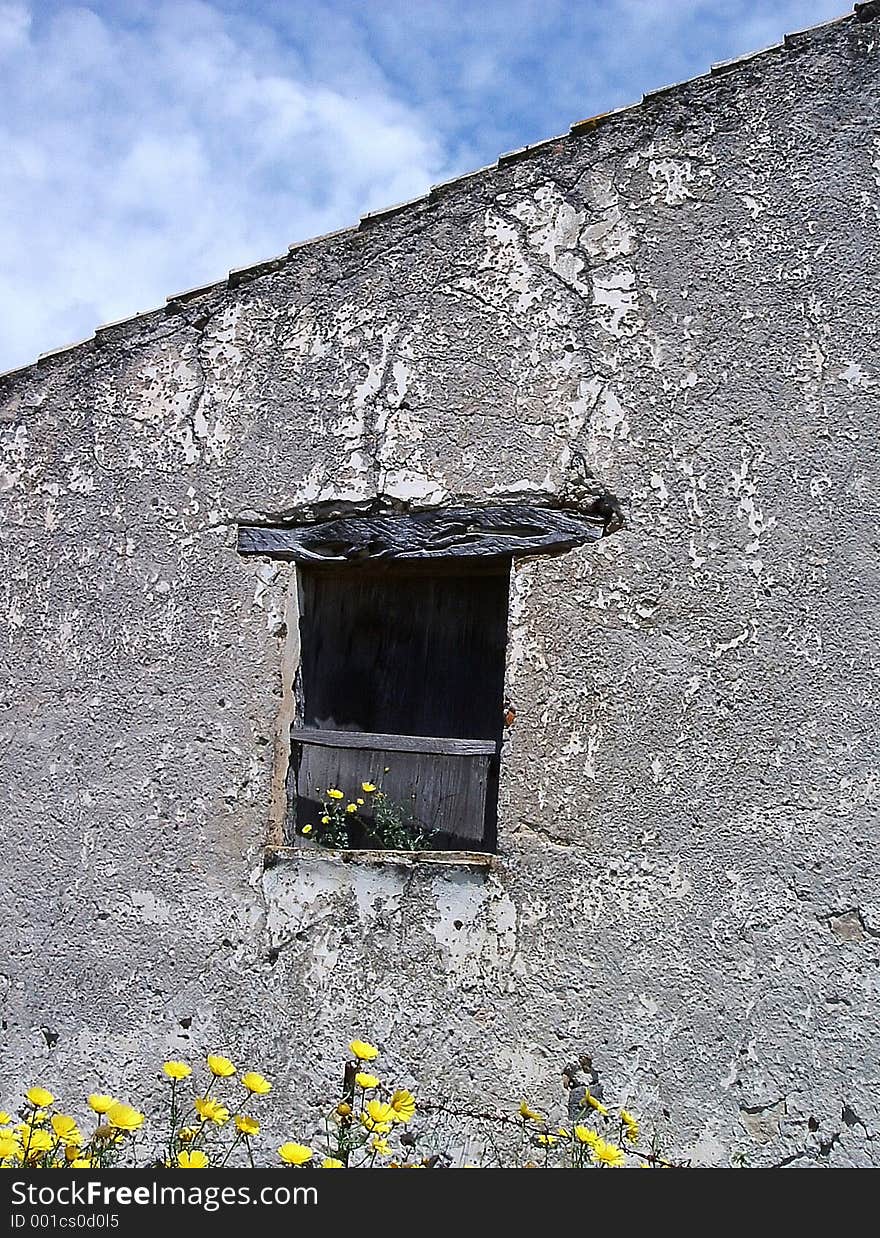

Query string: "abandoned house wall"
[[2, 5, 879, 1165]]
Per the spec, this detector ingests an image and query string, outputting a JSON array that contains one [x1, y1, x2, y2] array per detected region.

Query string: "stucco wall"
[[2, 6, 879, 1166]]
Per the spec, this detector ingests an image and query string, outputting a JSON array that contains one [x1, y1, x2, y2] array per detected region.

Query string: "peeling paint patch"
[[648, 158, 695, 206], [428, 872, 518, 987], [591, 271, 640, 337]]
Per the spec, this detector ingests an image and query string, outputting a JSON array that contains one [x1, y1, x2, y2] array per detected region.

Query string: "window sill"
[[265, 845, 496, 871]]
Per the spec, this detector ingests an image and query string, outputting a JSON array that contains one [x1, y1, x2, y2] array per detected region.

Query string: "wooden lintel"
[[238, 504, 605, 564]]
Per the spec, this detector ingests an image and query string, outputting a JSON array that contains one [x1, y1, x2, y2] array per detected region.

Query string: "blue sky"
[[0, 0, 847, 373]]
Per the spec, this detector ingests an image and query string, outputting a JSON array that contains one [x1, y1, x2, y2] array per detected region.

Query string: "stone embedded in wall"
[[827, 909, 875, 943], [739, 1099, 786, 1145]]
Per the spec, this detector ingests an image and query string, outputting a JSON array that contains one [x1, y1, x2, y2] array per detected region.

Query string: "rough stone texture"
[[2, 6, 880, 1167]]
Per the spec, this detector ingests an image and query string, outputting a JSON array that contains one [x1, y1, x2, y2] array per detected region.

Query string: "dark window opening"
[[291, 561, 510, 851]]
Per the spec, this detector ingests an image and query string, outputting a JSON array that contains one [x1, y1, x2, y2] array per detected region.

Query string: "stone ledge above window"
[[238, 501, 613, 565]]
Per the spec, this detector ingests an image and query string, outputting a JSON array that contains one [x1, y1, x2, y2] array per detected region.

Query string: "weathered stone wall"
[[2, 6, 879, 1166]]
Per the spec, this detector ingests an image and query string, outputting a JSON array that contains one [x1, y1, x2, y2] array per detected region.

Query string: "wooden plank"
[[238, 503, 606, 564], [292, 740, 490, 848], [298, 567, 509, 741], [290, 727, 496, 756]]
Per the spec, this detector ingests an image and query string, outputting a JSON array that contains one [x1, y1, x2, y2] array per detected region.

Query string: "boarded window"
[[291, 562, 509, 851], [239, 500, 611, 852]]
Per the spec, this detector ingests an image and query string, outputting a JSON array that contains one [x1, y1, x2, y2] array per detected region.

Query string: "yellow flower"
[[107, 1103, 145, 1133], [0, 1135, 22, 1159], [519, 1101, 545, 1123], [357, 798, 365, 805], [327, 789, 344, 800], [178, 1150, 209, 1168], [194, 1097, 230, 1125], [583, 1090, 609, 1117], [70, 1158, 92, 1168], [28, 1110, 47, 1125], [591, 1138, 626, 1168], [26, 1087, 54, 1108], [356, 1072, 380, 1089], [536, 1133, 557, 1146], [558, 1127, 570, 1137], [361, 1116, 393, 1135], [87, 1094, 115, 1115], [371, 1137, 392, 1156], [25, 1129, 54, 1154], [302, 824, 314, 835], [321, 816, 331, 824], [322, 1157, 344, 1168], [50, 1115, 81, 1145], [207, 1054, 236, 1078], [366, 1099, 395, 1126], [335, 1102, 352, 1118], [621, 1110, 640, 1144], [349, 1039, 379, 1061], [390, 1089, 416, 1124], [345, 803, 357, 814], [241, 1071, 272, 1095], [361, 783, 377, 793], [574, 1125, 599, 1145], [0, 1112, 12, 1125], [163, 1061, 192, 1081], [278, 1142, 313, 1166], [235, 1115, 260, 1137]]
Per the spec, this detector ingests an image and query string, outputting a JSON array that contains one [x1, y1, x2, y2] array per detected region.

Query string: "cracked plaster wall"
[[1, 10, 880, 1166]]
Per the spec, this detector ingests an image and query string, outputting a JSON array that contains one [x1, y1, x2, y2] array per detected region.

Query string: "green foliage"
[[303, 780, 435, 851]]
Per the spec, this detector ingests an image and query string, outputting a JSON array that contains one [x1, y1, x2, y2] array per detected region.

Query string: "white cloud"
[[0, 0, 849, 373], [0, 1, 452, 372], [0, 1, 29, 51]]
